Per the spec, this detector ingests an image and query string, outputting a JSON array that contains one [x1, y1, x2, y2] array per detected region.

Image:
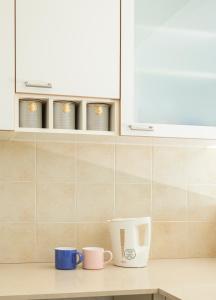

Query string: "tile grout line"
[[186, 182, 189, 257], [74, 141, 79, 247], [34, 140, 37, 221], [150, 143, 154, 259], [186, 182, 189, 222], [34, 140, 38, 261], [74, 141, 78, 209], [113, 142, 116, 218], [150, 143, 153, 219], [0, 220, 213, 224]]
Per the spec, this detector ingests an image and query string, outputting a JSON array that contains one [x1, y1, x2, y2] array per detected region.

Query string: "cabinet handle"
[[129, 124, 154, 131], [24, 81, 52, 88]]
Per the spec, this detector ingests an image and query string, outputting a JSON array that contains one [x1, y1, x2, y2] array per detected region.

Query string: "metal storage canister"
[[53, 101, 75, 129], [19, 99, 43, 128], [87, 103, 110, 131]]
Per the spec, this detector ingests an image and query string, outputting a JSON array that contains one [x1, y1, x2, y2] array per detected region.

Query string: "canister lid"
[[54, 100, 75, 104], [19, 98, 44, 103], [87, 103, 110, 107]]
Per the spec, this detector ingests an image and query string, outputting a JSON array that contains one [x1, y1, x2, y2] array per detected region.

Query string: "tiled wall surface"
[[1, 133, 216, 262]]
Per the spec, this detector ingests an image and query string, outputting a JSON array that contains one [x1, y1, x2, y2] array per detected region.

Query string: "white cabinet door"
[[0, 0, 14, 130], [16, 0, 120, 99], [121, 0, 216, 139]]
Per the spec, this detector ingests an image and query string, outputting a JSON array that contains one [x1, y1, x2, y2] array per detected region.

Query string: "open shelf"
[[15, 94, 119, 135]]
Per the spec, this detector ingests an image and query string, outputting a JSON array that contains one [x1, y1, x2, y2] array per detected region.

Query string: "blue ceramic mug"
[[55, 247, 83, 270]]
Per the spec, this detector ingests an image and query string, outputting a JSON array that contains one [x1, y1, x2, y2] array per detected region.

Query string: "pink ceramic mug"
[[82, 247, 113, 270]]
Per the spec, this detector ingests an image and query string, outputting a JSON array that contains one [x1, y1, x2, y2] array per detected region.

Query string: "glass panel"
[[135, 0, 216, 126]]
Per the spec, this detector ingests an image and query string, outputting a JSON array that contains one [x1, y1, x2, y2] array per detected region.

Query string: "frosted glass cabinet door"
[[121, 0, 216, 138], [16, 0, 120, 99], [0, 0, 14, 130]]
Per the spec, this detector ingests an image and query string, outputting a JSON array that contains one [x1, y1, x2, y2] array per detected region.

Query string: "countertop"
[[0, 259, 216, 300]]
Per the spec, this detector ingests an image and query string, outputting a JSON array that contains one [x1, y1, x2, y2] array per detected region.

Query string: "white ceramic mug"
[[82, 247, 113, 270]]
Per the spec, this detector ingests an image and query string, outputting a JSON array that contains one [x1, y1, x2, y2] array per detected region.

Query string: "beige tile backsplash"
[[115, 184, 151, 218], [152, 183, 187, 221], [76, 184, 114, 222], [0, 223, 35, 262], [77, 143, 115, 184], [0, 182, 35, 222], [1, 136, 216, 262], [36, 142, 76, 180], [116, 144, 152, 184], [36, 182, 76, 222], [0, 141, 35, 180]]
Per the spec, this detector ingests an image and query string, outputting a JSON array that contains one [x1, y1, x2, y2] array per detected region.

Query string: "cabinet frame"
[[121, 0, 216, 139]]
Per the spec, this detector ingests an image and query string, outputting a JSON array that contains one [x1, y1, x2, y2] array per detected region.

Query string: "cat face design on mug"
[[124, 248, 136, 260]]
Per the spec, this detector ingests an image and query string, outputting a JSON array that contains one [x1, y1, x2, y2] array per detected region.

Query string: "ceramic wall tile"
[[77, 222, 111, 250], [188, 185, 216, 221], [0, 131, 14, 140], [115, 184, 151, 218], [188, 222, 216, 257], [36, 142, 75, 180], [152, 137, 216, 148], [116, 145, 152, 184], [35, 132, 75, 143], [0, 182, 35, 222], [0, 223, 35, 263], [151, 222, 188, 259], [152, 183, 187, 221], [77, 143, 114, 184], [37, 182, 75, 222], [115, 136, 152, 145], [76, 184, 114, 221], [0, 141, 35, 180], [153, 146, 190, 188], [11, 132, 36, 142], [188, 148, 216, 184], [76, 134, 116, 144]]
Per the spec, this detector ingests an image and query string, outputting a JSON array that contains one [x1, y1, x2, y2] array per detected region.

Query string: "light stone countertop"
[[0, 259, 216, 300]]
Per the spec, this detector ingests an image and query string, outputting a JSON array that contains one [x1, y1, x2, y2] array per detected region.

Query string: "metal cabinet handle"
[[129, 124, 154, 131], [24, 81, 52, 88]]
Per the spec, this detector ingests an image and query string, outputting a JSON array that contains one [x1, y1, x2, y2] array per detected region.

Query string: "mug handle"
[[104, 250, 113, 265], [76, 251, 83, 265]]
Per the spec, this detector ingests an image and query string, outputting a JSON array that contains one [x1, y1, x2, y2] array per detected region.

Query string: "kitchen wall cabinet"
[[0, 0, 14, 130], [16, 0, 120, 99], [121, 0, 216, 139]]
